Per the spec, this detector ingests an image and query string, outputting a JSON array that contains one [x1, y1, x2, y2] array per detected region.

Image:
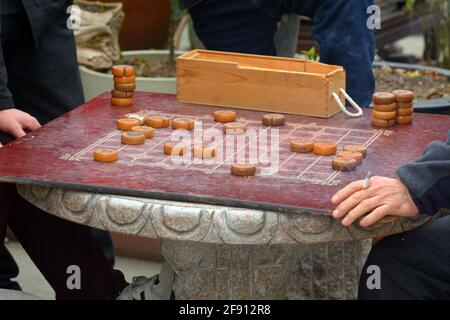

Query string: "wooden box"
[[176, 50, 346, 118]]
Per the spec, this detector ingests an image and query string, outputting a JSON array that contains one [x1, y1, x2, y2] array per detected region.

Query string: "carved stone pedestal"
[[163, 239, 370, 300], [17, 185, 435, 300]]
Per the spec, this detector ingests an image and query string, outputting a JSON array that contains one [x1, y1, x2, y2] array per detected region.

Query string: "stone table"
[[17, 184, 434, 300]]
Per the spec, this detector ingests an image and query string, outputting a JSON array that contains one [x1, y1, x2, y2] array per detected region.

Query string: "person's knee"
[[358, 237, 405, 299], [358, 224, 450, 300]]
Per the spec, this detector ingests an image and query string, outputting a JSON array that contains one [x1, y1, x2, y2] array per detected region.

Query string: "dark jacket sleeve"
[[0, 14, 15, 110], [397, 131, 450, 215]]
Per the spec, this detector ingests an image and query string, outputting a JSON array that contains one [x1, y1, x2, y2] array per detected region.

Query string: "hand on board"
[[0, 108, 41, 139], [331, 176, 419, 227]]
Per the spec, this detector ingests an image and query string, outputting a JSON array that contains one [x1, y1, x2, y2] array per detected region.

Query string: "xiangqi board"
[[0, 92, 448, 214]]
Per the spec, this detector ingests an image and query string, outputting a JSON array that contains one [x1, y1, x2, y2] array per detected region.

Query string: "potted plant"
[[375, 0, 450, 113], [77, 0, 186, 100], [296, 1, 450, 113]]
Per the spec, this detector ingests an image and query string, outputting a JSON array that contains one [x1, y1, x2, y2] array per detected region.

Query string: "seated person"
[[331, 132, 450, 299], [0, 0, 171, 300]]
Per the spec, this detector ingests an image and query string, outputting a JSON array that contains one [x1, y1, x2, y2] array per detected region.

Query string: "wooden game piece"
[[116, 118, 140, 131], [213, 110, 237, 123], [131, 126, 154, 139], [124, 112, 146, 125], [392, 89, 414, 102], [231, 164, 256, 177], [112, 65, 135, 77], [371, 118, 395, 128], [121, 132, 145, 145], [113, 75, 136, 84], [262, 113, 285, 126], [114, 83, 136, 92], [171, 118, 195, 130], [396, 115, 413, 125], [290, 140, 314, 153], [343, 145, 367, 157], [332, 158, 357, 171], [396, 101, 413, 109], [223, 122, 247, 135], [372, 92, 396, 105], [164, 142, 187, 156], [373, 103, 396, 112], [193, 144, 216, 159], [396, 108, 414, 116], [337, 151, 363, 164], [372, 110, 396, 120], [111, 97, 133, 107], [93, 149, 119, 163], [313, 142, 337, 156], [111, 90, 134, 99], [145, 116, 171, 128]]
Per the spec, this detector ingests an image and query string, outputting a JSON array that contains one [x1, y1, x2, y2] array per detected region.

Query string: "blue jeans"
[[188, 0, 375, 108]]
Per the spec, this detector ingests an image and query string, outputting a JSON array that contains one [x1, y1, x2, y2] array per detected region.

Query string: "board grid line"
[[63, 110, 387, 186]]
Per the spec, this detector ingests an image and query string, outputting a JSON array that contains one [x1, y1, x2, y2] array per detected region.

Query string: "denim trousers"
[[188, 0, 376, 107]]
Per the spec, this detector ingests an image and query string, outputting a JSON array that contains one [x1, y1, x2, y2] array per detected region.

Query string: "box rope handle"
[[332, 88, 363, 118]]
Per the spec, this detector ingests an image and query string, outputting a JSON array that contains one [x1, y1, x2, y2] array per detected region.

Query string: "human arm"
[[331, 176, 419, 227], [396, 131, 450, 215], [331, 131, 450, 227], [0, 15, 41, 143]]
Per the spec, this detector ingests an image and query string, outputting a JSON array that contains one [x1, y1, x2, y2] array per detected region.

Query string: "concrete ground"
[[4, 240, 162, 300]]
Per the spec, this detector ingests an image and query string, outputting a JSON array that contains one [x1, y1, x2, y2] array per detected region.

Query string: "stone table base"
[[18, 185, 444, 300], [162, 239, 370, 300]]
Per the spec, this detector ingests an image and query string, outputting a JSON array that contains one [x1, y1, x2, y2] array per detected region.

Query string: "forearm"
[[397, 131, 450, 215]]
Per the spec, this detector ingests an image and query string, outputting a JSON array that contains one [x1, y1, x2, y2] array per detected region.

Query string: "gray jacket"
[[397, 131, 450, 215]]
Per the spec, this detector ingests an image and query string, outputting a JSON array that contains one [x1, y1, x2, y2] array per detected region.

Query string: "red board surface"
[[0, 92, 449, 214]]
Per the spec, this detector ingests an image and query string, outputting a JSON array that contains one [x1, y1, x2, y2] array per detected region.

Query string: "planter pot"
[[373, 61, 450, 114], [79, 50, 184, 100], [90, 0, 170, 50]]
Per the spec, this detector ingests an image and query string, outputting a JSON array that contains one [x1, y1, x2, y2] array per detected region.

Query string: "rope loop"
[[332, 88, 363, 118]]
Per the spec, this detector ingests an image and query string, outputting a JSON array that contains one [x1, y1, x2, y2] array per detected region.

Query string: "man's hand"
[[331, 176, 419, 227], [0, 108, 41, 139]]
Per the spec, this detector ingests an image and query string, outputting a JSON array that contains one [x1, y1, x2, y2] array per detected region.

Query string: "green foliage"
[[404, 0, 417, 12], [404, 0, 450, 68], [170, 0, 183, 21], [300, 47, 319, 61]]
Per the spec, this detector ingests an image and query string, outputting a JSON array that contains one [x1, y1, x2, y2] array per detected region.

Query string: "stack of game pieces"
[[392, 89, 414, 125], [371, 92, 396, 128], [111, 65, 136, 107]]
